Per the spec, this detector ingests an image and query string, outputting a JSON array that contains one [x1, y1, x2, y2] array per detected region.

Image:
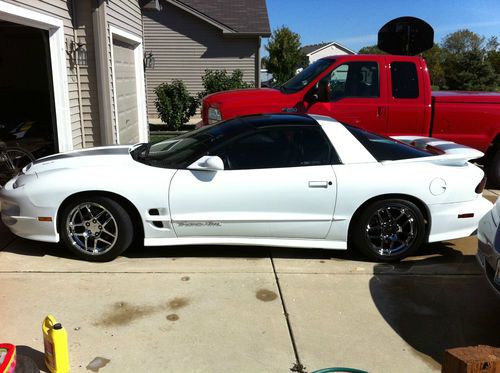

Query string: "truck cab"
[[202, 55, 432, 138], [202, 54, 500, 186]]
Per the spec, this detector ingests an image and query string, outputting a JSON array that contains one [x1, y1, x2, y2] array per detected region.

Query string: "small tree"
[[358, 45, 385, 54], [265, 26, 306, 85], [197, 69, 252, 102], [422, 44, 446, 89], [154, 80, 197, 130], [441, 29, 498, 91]]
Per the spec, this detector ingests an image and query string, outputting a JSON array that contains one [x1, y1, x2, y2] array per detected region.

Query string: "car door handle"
[[309, 181, 331, 188], [377, 106, 386, 117]]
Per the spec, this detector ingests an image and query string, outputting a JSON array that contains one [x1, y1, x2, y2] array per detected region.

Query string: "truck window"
[[391, 62, 419, 98], [327, 62, 379, 101], [280, 59, 334, 94]]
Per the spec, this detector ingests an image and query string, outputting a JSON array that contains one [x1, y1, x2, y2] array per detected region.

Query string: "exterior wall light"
[[66, 39, 87, 67], [144, 51, 155, 69]]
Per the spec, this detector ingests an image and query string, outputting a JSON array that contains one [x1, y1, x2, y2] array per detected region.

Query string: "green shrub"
[[154, 80, 197, 130], [197, 69, 252, 101]]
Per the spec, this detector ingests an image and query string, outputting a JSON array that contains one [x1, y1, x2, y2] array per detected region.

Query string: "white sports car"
[[0, 114, 493, 262]]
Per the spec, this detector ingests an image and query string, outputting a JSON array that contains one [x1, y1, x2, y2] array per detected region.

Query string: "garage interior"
[[0, 20, 57, 158]]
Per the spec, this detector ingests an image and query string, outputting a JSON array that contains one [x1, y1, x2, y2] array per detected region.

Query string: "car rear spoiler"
[[388, 136, 484, 166]]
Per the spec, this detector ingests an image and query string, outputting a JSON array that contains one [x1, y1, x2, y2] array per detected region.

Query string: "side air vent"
[[152, 221, 164, 228], [149, 209, 160, 215]]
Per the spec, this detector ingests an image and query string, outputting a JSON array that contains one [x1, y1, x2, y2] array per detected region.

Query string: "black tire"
[[59, 196, 133, 262], [351, 199, 426, 262], [487, 148, 500, 189]]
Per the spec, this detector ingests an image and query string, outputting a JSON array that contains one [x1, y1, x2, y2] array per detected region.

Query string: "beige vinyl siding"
[[143, 2, 257, 119], [74, 0, 100, 147], [4, 0, 101, 149], [107, 0, 142, 38]]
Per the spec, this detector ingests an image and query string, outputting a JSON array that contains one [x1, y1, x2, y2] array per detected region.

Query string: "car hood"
[[26, 146, 135, 174], [205, 88, 285, 104]]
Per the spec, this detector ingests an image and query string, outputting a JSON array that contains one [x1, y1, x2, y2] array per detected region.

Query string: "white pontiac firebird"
[[0, 114, 493, 262]]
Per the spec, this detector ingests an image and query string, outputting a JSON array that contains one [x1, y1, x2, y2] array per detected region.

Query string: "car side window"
[[326, 61, 379, 101], [210, 126, 336, 170]]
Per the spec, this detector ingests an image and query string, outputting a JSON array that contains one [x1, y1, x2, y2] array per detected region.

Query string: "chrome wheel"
[[66, 202, 118, 255], [365, 205, 418, 257]]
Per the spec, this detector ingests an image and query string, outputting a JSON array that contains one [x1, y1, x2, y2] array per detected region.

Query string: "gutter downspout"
[[255, 36, 261, 88], [92, 0, 114, 145], [70, 0, 85, 148]]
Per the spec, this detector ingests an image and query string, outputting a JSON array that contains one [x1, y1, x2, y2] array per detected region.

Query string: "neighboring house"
[[0, 0, 148, 156], [142, 0, 271, 121], [302, 42, 355, 64]]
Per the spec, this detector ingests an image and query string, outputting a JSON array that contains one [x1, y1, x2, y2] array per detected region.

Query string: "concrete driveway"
[[1, 192, 499, 373]]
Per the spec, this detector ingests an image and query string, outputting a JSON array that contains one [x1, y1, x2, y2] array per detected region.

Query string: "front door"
[[169, 125, 337, 239]]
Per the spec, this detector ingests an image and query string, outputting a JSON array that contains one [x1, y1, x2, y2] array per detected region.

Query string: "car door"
[[169, 125, 338, 239], [308, 61, 388, 134]]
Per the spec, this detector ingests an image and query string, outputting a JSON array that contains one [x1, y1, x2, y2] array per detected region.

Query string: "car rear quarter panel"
[[326, 161, 487, 243]]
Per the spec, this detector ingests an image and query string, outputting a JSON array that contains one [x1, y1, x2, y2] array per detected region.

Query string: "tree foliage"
[[358, 45, 385, 54], [422, 44, 446, 89], [197, 69, 252, 102], [441, 29, 498, 90], [265, 26, 307, 85]]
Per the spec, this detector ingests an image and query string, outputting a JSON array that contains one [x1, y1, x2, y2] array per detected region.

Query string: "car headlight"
[[13, 173, 37, 189], [207, 106, 222, 124]]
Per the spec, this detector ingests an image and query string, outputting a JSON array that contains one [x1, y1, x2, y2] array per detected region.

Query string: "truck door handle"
[[309, 181, 331, 188], [377, 106, 385, 117]]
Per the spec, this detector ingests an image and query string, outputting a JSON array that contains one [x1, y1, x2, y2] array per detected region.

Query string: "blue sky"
[[264, 0, 500, 52]]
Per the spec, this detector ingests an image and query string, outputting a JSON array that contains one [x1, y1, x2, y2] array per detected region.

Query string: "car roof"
[[237, 113, 319, 128]]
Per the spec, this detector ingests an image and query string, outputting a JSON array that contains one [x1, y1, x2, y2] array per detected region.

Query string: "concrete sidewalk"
[[1, 236, 499, 373]]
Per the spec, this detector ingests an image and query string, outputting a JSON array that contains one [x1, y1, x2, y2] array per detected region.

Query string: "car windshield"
[[280, 59, 334, 93], [132, 119, 247, 169]]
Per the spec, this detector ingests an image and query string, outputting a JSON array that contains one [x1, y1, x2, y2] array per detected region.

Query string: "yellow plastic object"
[[42, 315, 70, 373]]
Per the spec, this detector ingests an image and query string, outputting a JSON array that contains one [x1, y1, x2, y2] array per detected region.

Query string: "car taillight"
[[475, 176, 487, 194]]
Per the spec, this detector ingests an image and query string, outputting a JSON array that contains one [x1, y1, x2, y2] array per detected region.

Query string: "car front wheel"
[[60, 196, 133, 262], [351, 199, 426, 262]]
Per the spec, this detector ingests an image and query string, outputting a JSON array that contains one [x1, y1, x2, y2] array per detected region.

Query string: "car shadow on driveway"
[[0, 236, 480, 263], [369, 242, 500, 366]]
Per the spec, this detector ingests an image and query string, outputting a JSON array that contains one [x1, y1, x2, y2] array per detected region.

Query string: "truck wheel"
[[487, 149, 500, 189], [351, 199, 426, 262], [60, 196, 133, 262]]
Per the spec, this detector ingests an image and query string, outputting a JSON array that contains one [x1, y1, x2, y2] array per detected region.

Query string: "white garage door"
[[113, 38, 139, 144]]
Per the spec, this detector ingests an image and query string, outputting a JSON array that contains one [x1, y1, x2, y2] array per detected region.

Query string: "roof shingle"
[[174, 0, 271, 35]]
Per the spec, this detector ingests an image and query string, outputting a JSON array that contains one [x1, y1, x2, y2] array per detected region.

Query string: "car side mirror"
[[188, 155, 224, 171], [304, 84, 319, 104], [317, 78, 330, 102]]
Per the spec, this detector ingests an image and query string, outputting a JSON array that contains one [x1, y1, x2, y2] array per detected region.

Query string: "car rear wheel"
[[351, 199, 426, 262], [60, 196, 133, 262]]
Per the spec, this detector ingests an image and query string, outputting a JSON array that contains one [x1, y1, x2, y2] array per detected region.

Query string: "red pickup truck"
[[201, 54, 500, 186]]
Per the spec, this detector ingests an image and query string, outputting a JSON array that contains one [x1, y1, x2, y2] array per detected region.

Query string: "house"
[[301, 42, 355, 64], [142, 0, 271, 121], [0, 0, 149, 156]]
